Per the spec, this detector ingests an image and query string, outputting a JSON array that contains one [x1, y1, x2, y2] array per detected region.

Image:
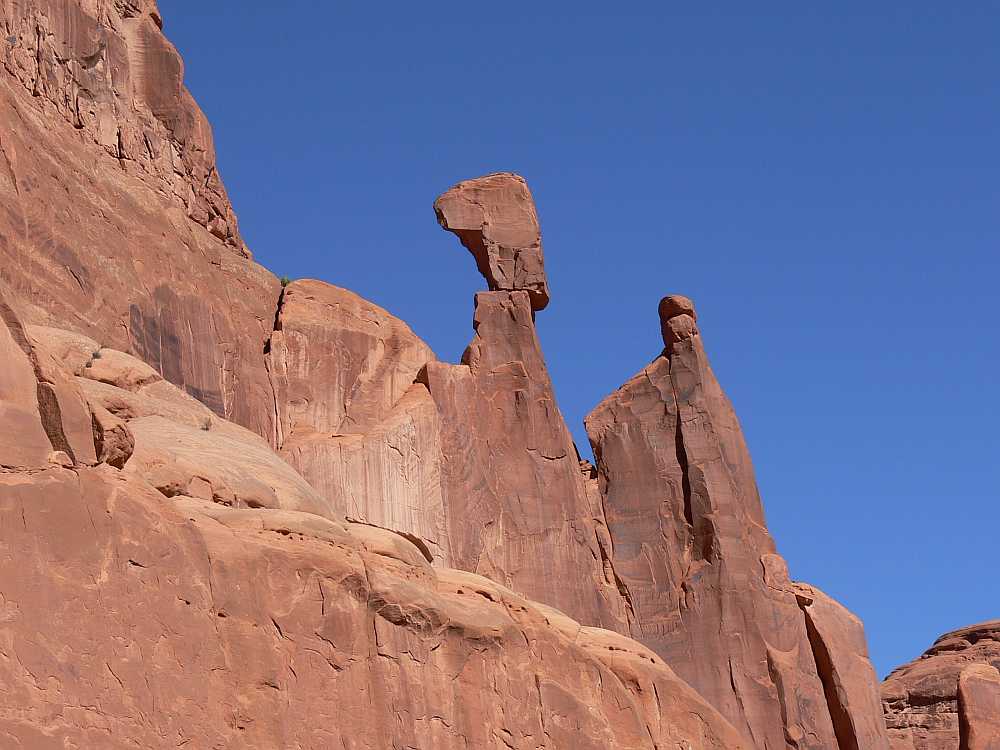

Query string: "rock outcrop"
[[422, 174, 632, 632], [882, 621, 1000, 750], [0, 0, 282, 441], [585, 295, 890, 748]]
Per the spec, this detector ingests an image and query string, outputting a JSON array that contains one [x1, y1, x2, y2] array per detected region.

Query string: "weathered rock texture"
[[434, 172, 550, 311], [585, 296, 890, 748], [0, 0, 282, 441], [423, 176, 632, 631], [266, 279, 449, 562], [0, 294, 748, 749], [882, 621, 1000, 750]]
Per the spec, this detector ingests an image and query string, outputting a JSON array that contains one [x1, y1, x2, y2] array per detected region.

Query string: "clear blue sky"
[[168, 2, 998, 677]]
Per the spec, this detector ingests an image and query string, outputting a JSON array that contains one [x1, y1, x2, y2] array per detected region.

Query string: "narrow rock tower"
[[586, 295, 890, 749], [421, 173, 631, 632]]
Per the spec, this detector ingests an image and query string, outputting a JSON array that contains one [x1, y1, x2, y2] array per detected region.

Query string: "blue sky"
[[167, 2, 998, 677]]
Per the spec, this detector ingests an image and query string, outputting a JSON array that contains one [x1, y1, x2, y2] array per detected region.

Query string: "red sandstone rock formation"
[[1, 1, 991, 747], [883, 621, 1000, 750], [422, 174, 632, 632], [0, 0, 281, 441], [0, 286, 747, 748], [585, 295, 890, 748]]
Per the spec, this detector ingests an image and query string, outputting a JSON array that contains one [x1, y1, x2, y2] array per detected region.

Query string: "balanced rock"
[[422, 177, 631, 629], [434, 172, 550, 310]]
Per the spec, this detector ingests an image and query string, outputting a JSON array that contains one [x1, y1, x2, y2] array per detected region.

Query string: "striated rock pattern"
[[882, 621, 1000, 750], [0, 0, 282, 442], [1, 0, 240, 247], [435, 172, 550, 311], [585, 295, 890, 748], [422, 176, 631, 631], [266, 279, 450, 562]]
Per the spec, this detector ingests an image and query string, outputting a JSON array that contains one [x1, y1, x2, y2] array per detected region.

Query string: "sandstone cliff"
[[0, 1, 994, 748], [0, 0, 281, 441], [0, 283, 747, 748]]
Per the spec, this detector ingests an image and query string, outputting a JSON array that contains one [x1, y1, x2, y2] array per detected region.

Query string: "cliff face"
[[0, 0, 280, 442], [0, 1, 993, 748]]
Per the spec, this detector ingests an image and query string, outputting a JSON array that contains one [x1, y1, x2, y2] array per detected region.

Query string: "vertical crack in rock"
[[800, 603, 859, 750], [263, 284, 286, 449], [0, 298, 76, 461]]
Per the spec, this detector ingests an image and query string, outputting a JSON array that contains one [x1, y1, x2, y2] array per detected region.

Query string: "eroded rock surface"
[[266, 279, 449, 562], [0, 313, 747, 749], [882, 621, 1000, 750], [585, 295, 888, 748]]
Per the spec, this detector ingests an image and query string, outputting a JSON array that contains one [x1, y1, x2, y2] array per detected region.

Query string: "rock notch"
[[434, 172, 550, 311]]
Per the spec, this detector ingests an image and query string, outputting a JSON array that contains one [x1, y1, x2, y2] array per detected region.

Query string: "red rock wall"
[[0, 0, 281, 441]]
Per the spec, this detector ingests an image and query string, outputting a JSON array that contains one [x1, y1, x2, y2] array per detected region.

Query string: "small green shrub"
[[280, 275, 292, 287]]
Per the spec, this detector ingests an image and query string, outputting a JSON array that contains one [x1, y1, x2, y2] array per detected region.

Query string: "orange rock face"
[[585, 297, 891, 748], [0, 294, 746, 748], [266, 279, 450, 562], [882, 621, 1000, 750]]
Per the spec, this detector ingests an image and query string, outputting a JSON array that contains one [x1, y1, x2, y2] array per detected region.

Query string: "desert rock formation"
[[882, 621, 1000, 750], [0, 0, 281, 441], [434, 172, 550, 311], [0, 286, 746, 748], [0, 0, 994, 747], [422, 174, 632, 632], [266, 279, 449, 562], [585, 295, 891, 748]]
